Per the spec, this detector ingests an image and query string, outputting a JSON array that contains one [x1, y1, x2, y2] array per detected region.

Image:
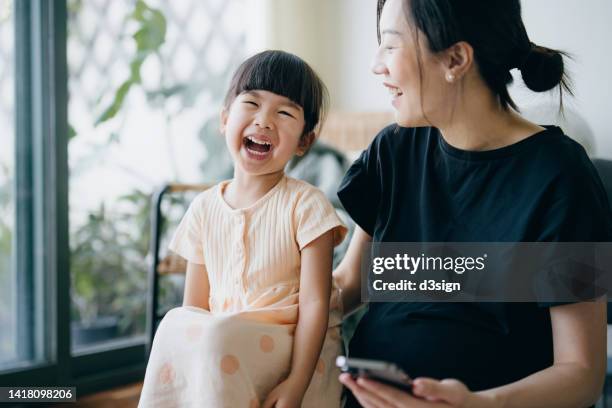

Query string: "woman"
[[334, 0, 612, 407]]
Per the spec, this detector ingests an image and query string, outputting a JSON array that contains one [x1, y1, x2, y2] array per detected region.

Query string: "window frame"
[[0, 0, 146, 394]]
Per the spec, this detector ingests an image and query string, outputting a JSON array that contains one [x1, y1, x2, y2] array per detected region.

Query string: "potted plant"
[[70, 191, 150, 346]]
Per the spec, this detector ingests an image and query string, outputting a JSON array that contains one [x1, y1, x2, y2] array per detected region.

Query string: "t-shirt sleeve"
[[535, 156, 612, 307], [336, 130, 385, 236], [295, 186, 348, 251], [537, 162, 612, 242], [167, 194, 205, 264]]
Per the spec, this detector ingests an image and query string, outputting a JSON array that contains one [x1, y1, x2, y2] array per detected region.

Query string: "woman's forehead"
[[380, 0, 409, 38]]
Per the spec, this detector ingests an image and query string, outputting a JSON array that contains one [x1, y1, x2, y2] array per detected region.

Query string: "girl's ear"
[[220, 108, 228, 134], [296, 132, 316, 156]]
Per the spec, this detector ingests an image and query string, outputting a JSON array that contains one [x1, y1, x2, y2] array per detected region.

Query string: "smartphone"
[[336, 356, 413, 392]]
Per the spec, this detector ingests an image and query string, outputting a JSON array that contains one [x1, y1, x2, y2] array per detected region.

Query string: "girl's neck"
[[223, 169, 285, 210]]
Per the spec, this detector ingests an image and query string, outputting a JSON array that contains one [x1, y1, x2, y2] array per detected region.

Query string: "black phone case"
[[347, 367, 413, 393]]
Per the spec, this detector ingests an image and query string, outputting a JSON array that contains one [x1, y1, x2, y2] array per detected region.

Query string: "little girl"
[[138, 50, 347, 408]]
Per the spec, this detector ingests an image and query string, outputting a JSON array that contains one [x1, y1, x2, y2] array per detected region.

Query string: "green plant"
[[70, 190, 150, 334], [70, 0, 168, 338], [69, 0, 243, 339], [95, 0, 167, 125]]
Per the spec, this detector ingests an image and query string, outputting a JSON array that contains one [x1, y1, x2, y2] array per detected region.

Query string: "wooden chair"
[[145, 183, 212, 356]]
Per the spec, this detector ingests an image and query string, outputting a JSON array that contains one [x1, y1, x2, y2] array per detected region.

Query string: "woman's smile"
[[384, 82, 404, 108]]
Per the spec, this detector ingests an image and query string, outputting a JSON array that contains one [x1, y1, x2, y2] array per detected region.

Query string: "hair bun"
[[520, 45, 564, 92]]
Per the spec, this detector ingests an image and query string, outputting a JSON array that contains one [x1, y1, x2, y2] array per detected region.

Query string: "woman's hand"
[[262, 377, 306, 408], [339, 373, 495, 408]]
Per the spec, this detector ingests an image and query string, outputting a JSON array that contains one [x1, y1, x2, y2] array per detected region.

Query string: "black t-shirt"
[[337, 125, 612, 401]]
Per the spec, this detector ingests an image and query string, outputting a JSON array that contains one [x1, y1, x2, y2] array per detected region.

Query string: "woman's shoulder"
[[535, 126, 587, 157], [527, 127, 612, 241], [530, 126, 597, 182], [528, 127, 611, 217], [358, 125, 437, 170], [369, 123, 433, 147]]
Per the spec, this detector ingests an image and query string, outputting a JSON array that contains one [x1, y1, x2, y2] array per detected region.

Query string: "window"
[[0, 0, 255, 393], [0, 0, 17, 368], [67, 0, 249, 351]]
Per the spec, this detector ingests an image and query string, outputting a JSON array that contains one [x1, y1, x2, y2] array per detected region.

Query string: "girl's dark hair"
[[377, 0, 572, 111], [223, 50, 329, 137]]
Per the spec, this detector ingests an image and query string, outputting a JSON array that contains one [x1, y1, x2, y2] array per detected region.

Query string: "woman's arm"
[[333, 225, 372, 315], [182, 261, 210, 310], [263, 230, 334, 408], [340, 299, 607, 408], [476, 299, 606, 408]]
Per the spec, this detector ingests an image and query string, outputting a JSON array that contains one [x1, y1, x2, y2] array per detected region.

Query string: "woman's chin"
[[394, 111, 427, 128]]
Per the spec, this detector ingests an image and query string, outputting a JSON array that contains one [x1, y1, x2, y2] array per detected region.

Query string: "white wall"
[[247, 0, 388, 112], [517, 0, 612, 158], [282, 0, 612, 158]]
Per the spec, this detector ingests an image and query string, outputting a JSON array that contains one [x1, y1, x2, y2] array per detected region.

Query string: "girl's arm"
[[341, 300, 606, 408], [263, 230, 334, 407], [290, 230, 334, 391], [182, 261, 210, 310], [333, 225, 372, 316]]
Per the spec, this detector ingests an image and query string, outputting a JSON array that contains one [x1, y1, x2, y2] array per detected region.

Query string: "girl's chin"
[[235, 166, 285, 179], [236, 152, 281, 175]]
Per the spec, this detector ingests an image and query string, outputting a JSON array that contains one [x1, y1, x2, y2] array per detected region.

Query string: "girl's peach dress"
[[138, 175, 347, 408]]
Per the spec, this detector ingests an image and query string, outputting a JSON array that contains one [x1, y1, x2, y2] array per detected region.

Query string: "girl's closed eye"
[[241, 98, 258, 107], [279, 110, 295, 118]]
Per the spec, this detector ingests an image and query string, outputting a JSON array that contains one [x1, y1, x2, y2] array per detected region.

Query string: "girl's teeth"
[[247, 136, 271, 147]]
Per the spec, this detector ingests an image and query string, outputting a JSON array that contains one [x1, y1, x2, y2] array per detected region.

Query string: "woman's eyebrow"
[[382, 29, 402, 36]]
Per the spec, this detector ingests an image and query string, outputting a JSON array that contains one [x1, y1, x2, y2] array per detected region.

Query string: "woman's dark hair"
[[376, 0, 572, 111], [223, 50, 329, 137]]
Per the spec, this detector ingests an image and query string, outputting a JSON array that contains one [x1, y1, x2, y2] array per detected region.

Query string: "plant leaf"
[[95, 80, 133, 125], [95, 0, 167, 126]]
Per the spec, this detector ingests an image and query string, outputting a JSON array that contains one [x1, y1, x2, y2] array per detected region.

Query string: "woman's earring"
[[446, 73, 455, 83]]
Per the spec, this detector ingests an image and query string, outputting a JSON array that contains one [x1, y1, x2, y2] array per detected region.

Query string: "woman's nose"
[[371, 59, 388, 75], [371, 50, 388, 75]]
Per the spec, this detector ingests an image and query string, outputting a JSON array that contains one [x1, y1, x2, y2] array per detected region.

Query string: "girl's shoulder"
[[195, 183, 221, 203], [283, 176, 339, 217], [284, 176, 329, 201], [184, 182, 223, 215]]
